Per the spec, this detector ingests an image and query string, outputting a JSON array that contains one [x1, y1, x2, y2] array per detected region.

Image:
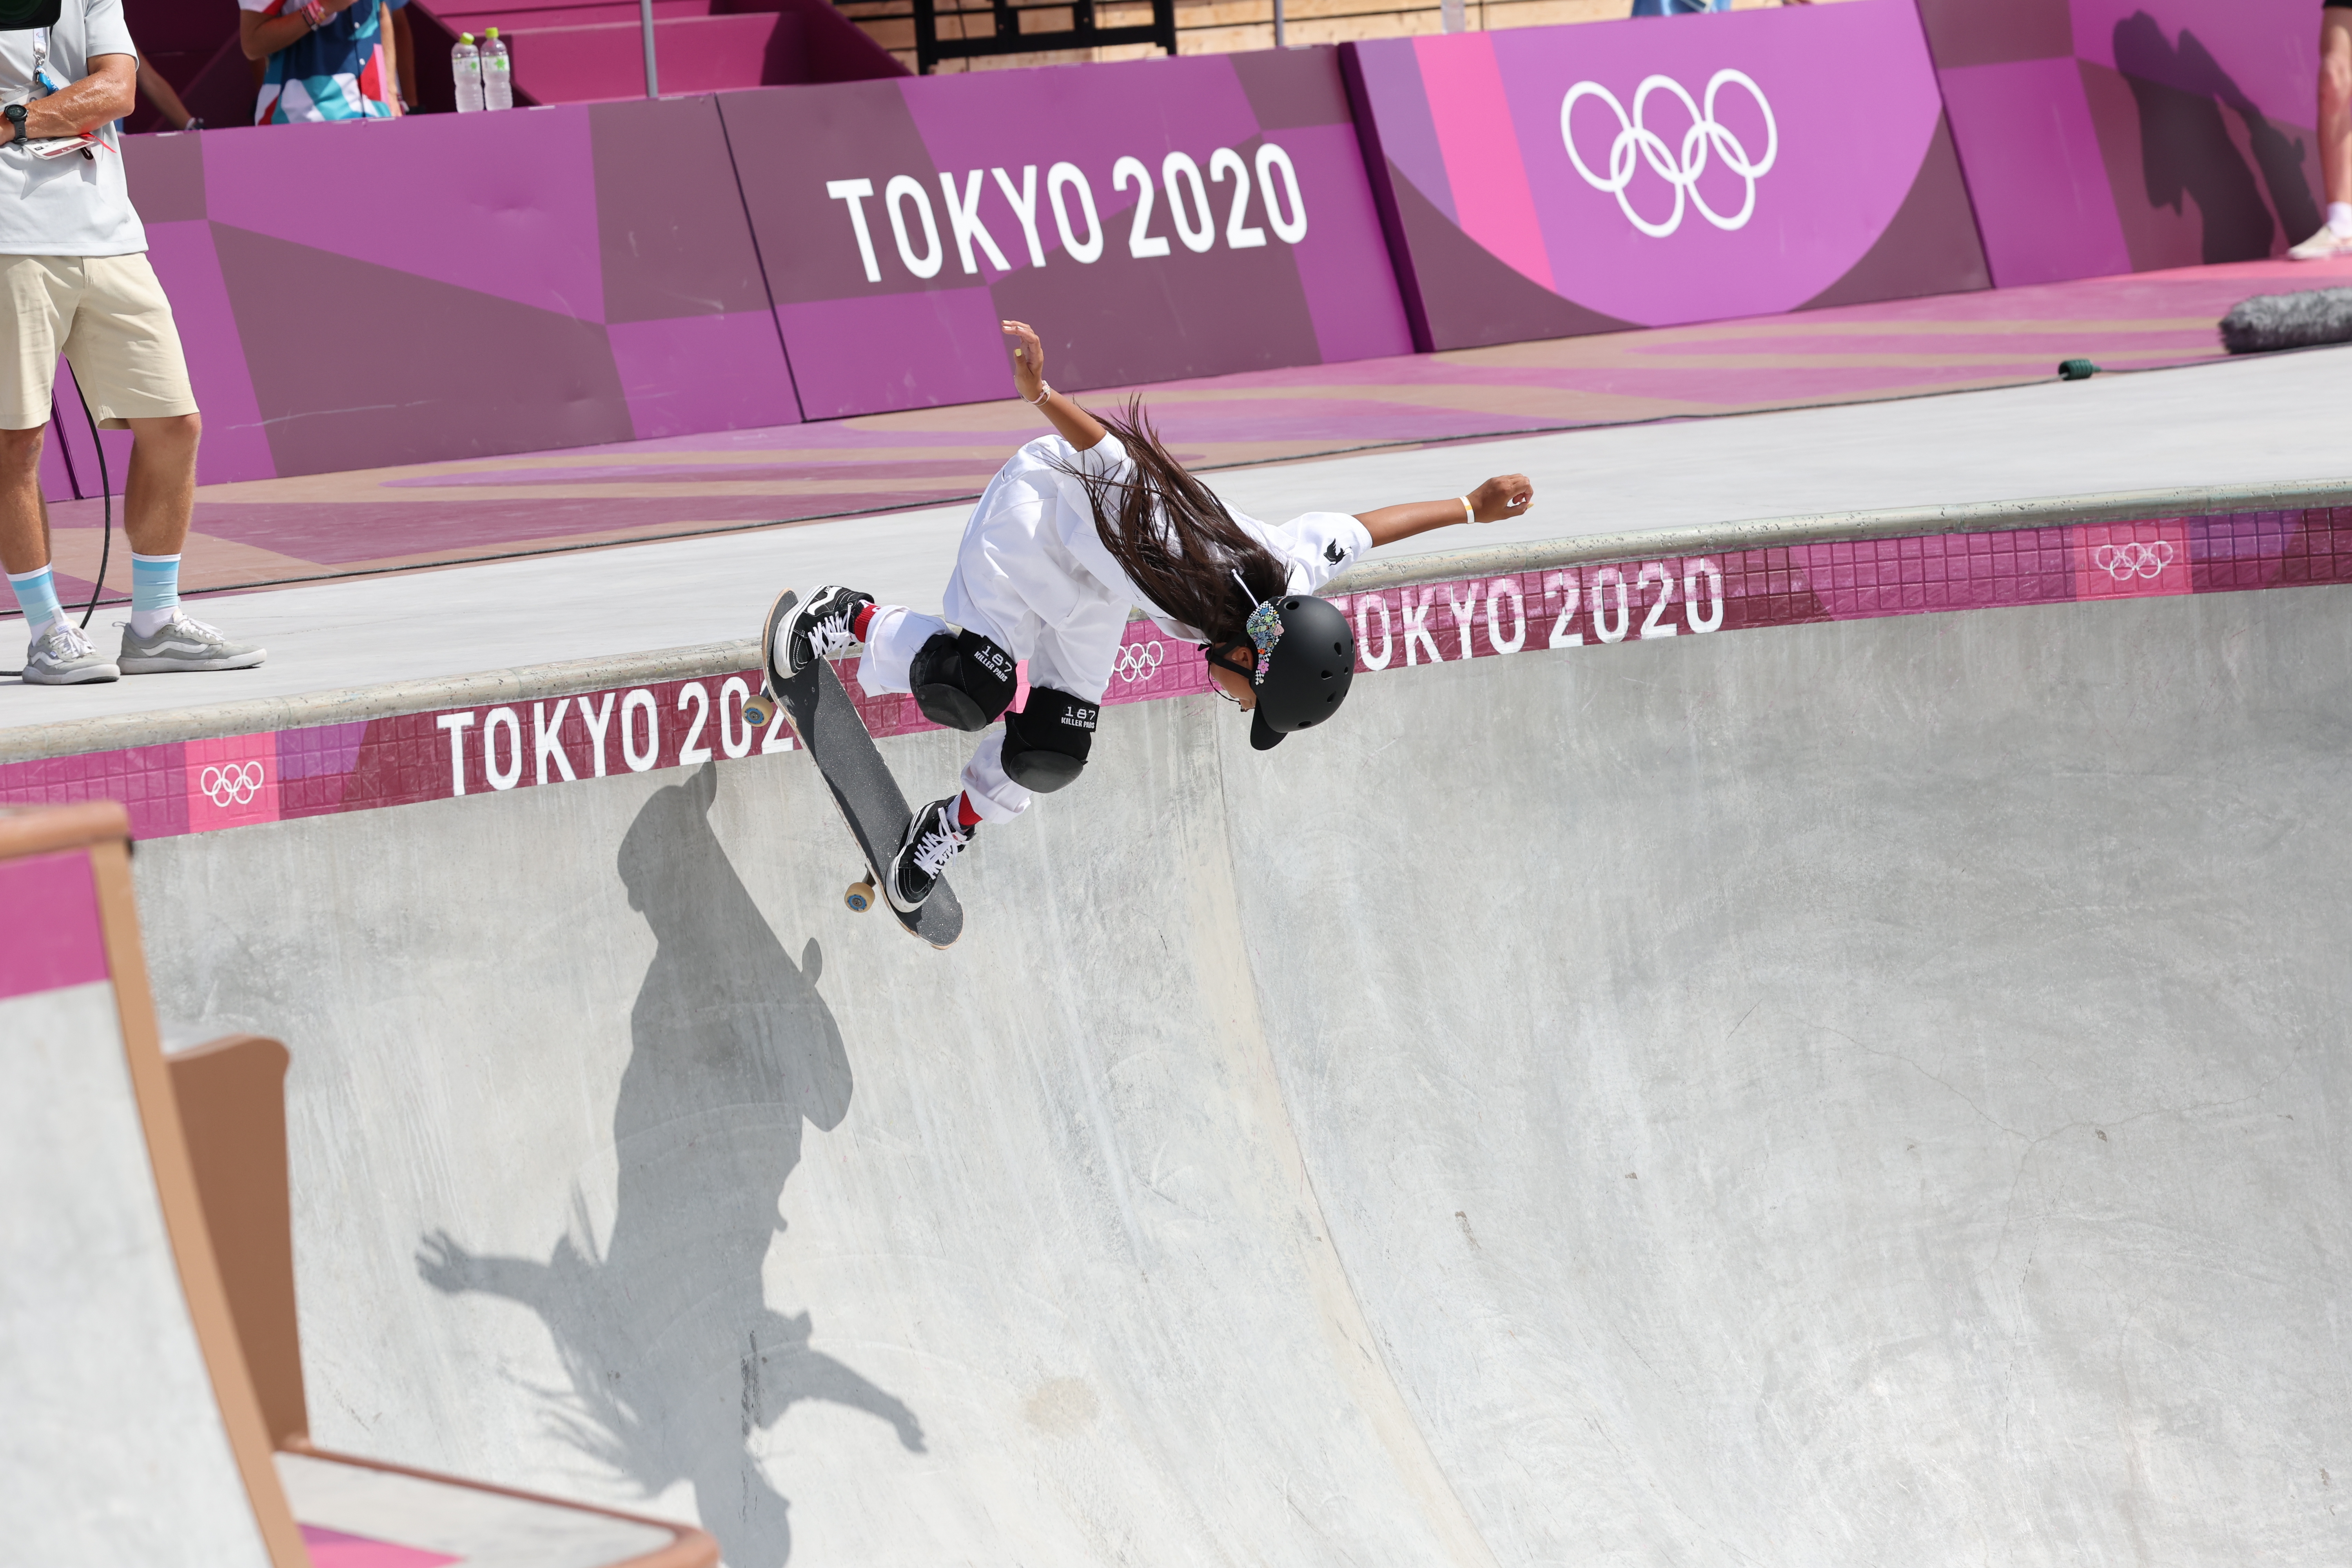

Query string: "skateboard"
[[744, 590, 963, 949]]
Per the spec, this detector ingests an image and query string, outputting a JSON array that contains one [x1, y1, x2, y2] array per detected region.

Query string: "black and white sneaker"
[[772, 584, 875, 679], [887, 796, 974, 913]]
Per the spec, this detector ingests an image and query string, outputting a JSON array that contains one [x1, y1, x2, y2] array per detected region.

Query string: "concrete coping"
[[7, 475, 2349, 765]]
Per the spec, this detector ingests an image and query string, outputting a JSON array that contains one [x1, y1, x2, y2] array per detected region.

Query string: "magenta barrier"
[[1916, 0, 2324, 285], [1342, 0, 1989, 351], [9, 506, 2349, 840], [119, 94, 796, 492], [717, 49, 1413, 419], [92, 9, 2311, 499]]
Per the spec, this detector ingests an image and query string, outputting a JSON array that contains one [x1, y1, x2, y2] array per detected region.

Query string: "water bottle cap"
[[459, 31, 472, 40], [485, 26, 499, 36]]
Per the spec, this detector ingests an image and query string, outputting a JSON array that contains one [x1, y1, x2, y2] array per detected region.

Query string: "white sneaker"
[[2287, 225, 2352, 261], [117, 610, 266, 673], [20, 617, 120, 684]]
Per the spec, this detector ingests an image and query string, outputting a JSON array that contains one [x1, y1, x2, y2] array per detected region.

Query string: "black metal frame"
[[912, 0, 1177, 73]]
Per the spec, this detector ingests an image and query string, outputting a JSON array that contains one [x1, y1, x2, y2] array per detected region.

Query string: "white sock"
[[2328, 201, 2352, 238], [129, 606, 176, 636]]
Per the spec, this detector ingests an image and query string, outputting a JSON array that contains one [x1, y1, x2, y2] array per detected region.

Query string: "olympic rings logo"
[[1561, 70, 1778, 239], [198, 761, 265, 808], [1113, 640, 1164, 683], [2092, 541, 2174, 581]]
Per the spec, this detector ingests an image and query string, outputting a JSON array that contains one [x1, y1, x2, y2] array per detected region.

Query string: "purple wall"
[[93, 8, 2312, 503], [718, 49, 1414, 420], [1344, 0, 1989, 351], [1918, 0, 2325, 285], [120, 96, 794, 492]]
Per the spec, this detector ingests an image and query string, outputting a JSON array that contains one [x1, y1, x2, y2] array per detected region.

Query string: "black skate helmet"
[[1214, 592, 1355, 751]]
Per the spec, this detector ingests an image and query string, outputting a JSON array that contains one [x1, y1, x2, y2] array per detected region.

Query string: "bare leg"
[[121, 412, 199, 558], [0, 425, 47, 577]]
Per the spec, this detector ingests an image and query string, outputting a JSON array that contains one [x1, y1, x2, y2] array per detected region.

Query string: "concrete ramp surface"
[[136, 582, 2352, 1565]]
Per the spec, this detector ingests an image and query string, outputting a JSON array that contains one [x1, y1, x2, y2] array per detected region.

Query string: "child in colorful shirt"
[[238, 0, 398, 123]]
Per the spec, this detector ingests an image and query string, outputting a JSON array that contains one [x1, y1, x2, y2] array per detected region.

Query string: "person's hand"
[[1468, 474, 1534, 522], [1002, 319, 1046, 403]]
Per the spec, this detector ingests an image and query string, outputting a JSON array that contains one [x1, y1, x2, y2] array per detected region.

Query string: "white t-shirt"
[[0, 0, 144, 257], [943, 433, 1371, 702]]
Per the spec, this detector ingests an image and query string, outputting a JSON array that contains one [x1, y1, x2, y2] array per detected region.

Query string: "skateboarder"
[[773, 319, 1535, 915]]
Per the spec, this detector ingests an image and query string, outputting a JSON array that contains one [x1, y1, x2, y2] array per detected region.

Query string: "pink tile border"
[[5, 506, 2347, 844], [298, 1523, 460, 1568], [0, 847, 107, 1001]]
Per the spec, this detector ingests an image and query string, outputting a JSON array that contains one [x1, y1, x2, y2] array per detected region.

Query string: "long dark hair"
[[1057, 399, 1288, 644]]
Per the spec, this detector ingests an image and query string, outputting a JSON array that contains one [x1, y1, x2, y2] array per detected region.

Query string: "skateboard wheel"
[[846, 880, 875, 913], [744, 696, 773, 729]]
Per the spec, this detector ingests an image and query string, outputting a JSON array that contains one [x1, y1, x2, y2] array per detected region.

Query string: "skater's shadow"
[[2115, 14, 2321, 263], [417, 761, 922, 1568]]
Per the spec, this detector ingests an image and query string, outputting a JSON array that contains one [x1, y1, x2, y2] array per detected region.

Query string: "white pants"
[[858, 606, 1031, 824]]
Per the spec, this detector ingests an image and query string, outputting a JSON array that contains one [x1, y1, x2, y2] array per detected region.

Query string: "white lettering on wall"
[[720, 677, 755, 760], [484, 706, 524, 791], [535, 697, 577, 784], [1161, 152, 1213, 254], [1257, 143, 1308, 243], [1210, 147, 1266, 249], [1401, 589, 1443, 666], [677, 682, 714, 766], [992, 164, 1046, 268], [1049, 162, 1103, 264], [886, 174, 943, 280], [1355, 595, 1392, 670], [578, 691, 614, 777], [436, 711, 474, 797], [1592, 567, 1631, 644], [1684, 558, 1725, 633], [1114, 156, 1171, 259], [940, 169, 1012, 275], [1444, 581, 1479, 660], [826, 178, 882, 283], [1545, 570, 1582, 647], [622, 688, 659, 773], [1487, 579, 1526, 653], [838, 146, 1307, 283]]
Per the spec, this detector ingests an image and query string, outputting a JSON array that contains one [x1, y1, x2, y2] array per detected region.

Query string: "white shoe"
[[2287, 225, 2352, 261], [20, 617, 119, 684], [117, 609, 266, 673]]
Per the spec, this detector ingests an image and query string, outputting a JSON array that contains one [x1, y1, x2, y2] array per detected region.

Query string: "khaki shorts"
[[0, 252, 198, 432]]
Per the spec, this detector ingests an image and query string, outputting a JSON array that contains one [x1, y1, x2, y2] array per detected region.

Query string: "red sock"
[[851, 603, 877, 641], [955, 792, 982, 828]]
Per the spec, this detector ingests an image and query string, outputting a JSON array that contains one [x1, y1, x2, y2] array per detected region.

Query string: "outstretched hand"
[[1468, 474, 1534, 522], [1002, 319, 1046, 403]]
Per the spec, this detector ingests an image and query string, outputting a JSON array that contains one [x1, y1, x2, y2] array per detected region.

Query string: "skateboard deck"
[[745, 591, 963, 949]]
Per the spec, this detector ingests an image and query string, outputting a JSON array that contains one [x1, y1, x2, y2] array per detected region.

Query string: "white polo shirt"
[[0, 0, 145, 257]]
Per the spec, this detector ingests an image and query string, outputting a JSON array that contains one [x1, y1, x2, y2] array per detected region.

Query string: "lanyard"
[[29, 27, 55, 96]]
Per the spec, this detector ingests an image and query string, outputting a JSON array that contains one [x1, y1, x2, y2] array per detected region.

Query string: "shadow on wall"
[[416, 762, 923, 1568], [2114, 13, 2322, 263]]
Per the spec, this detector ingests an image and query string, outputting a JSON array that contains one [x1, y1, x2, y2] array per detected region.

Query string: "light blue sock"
[[7, 565, 63, 637], [130, 552, 181, 636]]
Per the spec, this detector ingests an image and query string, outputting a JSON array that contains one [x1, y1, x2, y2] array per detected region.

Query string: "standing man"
[[0, 0, 262, 685], [2292, 2, 2352, 259]]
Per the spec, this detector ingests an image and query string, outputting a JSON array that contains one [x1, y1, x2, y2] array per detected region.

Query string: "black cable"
[[76, 377, 110, 631]]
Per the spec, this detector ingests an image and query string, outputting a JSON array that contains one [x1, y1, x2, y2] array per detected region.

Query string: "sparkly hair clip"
[[1244, 599, 1282, 686]]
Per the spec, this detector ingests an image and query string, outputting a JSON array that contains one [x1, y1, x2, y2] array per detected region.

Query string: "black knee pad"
[[909, 629, 1017, 732], [1002, 686, 1098, 792]]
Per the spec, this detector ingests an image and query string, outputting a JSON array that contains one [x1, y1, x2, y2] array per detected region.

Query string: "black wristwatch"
[[5, 104, 27, 145]]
